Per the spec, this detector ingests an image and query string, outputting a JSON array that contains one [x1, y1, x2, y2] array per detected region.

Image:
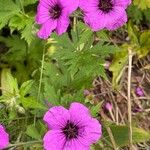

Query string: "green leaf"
[[9, 14, 27, 31], [26, 124, 41, 140], [0, 35, 27, 61], [136, 30, 150, 58], [104, 125, 150, 147], [140, 30, 150, 47], [21, 97, 46, 110], [0, 0, 20, 29], [44, 83, 60, 105], [49, 23, 117, 91], [37, 120, 47, 136], [127, 5, 143, 24], [127, 21, 139, 45], [20, 80, 34, 97], [22, 0, 38, 6], [97, 30, 110, 42], [136, 47, 150, 58], [133, 0, 150, 9], [8, 12, 36, 45], [109, 49, 128, 88], [143, 9, 150, 22], [78, 28, 93, 45], [1, 68, 19, 95], [90, 102, 102, 117], [21, 17, 35, 45]]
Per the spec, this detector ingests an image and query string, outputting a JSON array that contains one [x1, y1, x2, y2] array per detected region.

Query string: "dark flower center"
[[49, 4, 62, 19], [63, 121, 78, 139], [98, 0, 113, 13]]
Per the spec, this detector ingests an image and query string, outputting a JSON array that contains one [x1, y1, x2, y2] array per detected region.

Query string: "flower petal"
[[36, 0, 58, 24], [43, 130, 66, 150], [0, 125, 9, 149], [36, 2, 50, 24], [107, 10, 127, 30], [115, 0, 132, 8], [40, 0, 57, 7], [84, 6, 127, 31], [105, 6, 127, 30], [79, 0, 99, 12], [58, 0, 79, 13], [78, 118, 102, 146], [55, 14, 70, 35], [69, 102, 92, 127], [64, 139, 89, 150], [37, 19, 57, 39], [69, 103, 102, 146], [43, 106, 70, 129], [83, 11, 106, 31]]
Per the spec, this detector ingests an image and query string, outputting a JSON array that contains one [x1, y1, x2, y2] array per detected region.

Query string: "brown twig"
[[101, 112, 118, 150], [127, 48, 133, 150]]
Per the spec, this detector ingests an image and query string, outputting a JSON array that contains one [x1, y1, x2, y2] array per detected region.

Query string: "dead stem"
[[101, 113, 118, 150], [128, 48, 133, 150]]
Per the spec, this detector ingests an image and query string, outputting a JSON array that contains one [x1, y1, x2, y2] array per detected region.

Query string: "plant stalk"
[[34, 43, 46, 126], [7, 140, 42, 148], [101, 112, 118, 150], [128, 48, 133, 150]]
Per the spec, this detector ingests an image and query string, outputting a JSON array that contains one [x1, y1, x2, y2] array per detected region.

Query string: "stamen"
[[98, 0, 113, 13], [63, 121, 79, 139], [49, 4, 62, 19]]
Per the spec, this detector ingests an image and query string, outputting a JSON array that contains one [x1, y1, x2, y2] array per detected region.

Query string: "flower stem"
[[109, 110, 115, 122], [7, 140, 42, 148], [34, 43, 46, 126], [73, 17, 80, 51]]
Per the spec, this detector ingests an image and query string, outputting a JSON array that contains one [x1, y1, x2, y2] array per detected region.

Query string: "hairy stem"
[[34, 43, 46, 125]]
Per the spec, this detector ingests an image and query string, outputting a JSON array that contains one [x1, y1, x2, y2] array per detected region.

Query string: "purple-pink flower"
[[132, 106, 143, 113], [104, 102, 112, 111], [135, 87, 144, 97], [83, 89, 90, 97], [0, 124, 9, 149], [36, 0, 79, 39], [79, 0, 131, 31], [43, 102, 102, 150]]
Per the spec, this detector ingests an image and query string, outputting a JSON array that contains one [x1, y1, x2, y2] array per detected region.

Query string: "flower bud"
[[135, 87, 144, 97], [104, 102, 113, 111]]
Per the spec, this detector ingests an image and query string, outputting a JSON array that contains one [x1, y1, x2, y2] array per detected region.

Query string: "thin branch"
[[34, 43, 46, 126], [7, 140, 42, 148], [101, 113, 118, 150]]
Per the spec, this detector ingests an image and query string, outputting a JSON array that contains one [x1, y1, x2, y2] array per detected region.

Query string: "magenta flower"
[[83, 89, 90, 97], [79, 0, 131, 31], [36, 0, 79, 39], [103, 61, 111, 70], [0, 124, 9, 149], [135, 87, 144, 97], [43, 102, 102, 150], [104, 102, 112, 111], [132, 106, 143, 113]]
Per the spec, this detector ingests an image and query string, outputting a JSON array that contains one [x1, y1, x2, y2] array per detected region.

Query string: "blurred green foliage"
[[0, 0, 150, 149]]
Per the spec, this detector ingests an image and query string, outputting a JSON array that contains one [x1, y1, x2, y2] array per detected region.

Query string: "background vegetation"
[[0, 0, 150, 149]]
